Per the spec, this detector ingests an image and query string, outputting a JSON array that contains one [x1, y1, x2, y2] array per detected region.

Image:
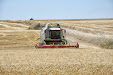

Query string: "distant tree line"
[[30, 18, 34, 20]]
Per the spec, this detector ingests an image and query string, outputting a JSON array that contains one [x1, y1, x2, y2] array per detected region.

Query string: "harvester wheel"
[[39, 42, 46, 46], [61, 40, 67, 45], [39, 43, 44, 46], [34, 44, 37, 49], [61, 41, 65, 45]]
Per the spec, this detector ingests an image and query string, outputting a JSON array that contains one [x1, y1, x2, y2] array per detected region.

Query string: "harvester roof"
[[49, 28, 61, 30]]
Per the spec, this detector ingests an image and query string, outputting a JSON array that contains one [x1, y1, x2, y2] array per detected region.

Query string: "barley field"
[[0, 19, 113, 75]]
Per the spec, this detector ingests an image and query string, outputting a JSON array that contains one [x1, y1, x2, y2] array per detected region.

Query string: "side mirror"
[[44, 30, 46, 33], [64, 30, 66, 33], [62, 29, 66, 33]]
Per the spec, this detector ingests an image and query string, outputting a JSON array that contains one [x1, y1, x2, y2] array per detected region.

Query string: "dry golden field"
[[0, 19, 113, 75]]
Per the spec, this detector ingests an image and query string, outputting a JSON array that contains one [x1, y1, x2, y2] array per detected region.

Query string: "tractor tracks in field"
[[0, 22, 29, 30], [64, 28, 101, 50], [0, 33, 6, 37], [23, 31, 37, 45]]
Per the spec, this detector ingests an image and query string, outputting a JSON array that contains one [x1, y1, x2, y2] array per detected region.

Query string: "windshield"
[[50, 30, 61, 39]]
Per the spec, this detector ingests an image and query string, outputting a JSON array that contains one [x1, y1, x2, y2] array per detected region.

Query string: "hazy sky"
[[0, 0, 113, 20]]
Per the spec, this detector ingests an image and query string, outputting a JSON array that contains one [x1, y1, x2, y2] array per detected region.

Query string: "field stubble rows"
[[0, 20, 113, 75]]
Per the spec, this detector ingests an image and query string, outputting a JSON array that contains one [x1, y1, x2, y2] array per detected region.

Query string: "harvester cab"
[[35, 23, 79, 48]]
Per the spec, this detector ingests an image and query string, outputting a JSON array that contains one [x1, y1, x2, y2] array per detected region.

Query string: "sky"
[[0, 0, 113, 20]]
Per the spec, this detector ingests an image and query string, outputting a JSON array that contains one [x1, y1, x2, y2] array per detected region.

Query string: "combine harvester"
[[35, 23, 79, 48]]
